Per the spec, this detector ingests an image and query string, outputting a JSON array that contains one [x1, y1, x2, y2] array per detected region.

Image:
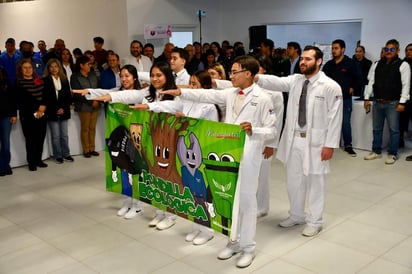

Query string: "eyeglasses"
[[230, 69, 247, 76], [384, 47, 397, 53]]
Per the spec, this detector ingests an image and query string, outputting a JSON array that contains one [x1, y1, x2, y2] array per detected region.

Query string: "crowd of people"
[[0, 35, 411, 268]]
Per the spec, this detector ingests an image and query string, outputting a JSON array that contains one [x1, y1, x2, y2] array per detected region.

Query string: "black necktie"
[[298, 80, 309, 127]]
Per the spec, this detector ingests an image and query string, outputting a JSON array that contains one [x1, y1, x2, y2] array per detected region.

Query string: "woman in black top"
[[15, 60, 47, 171]]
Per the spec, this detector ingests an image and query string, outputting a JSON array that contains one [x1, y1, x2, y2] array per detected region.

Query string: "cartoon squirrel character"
[[177, 133, 214, 226]]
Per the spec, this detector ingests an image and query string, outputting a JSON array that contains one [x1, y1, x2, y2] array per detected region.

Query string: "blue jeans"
[[0, 117, 12, 171], [48, 119, 70, 159], [372, 101, 400, 156], [342, 98, 353, 147]]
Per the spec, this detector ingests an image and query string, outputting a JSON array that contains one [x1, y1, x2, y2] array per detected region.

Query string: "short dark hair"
[[287, 41, 302, 55], [386, 39, 400, 49], [75, 55, 90, 71], [143, 43, 154, 50], [356, 45, 366, 53], [172, 47, 189, 63], [332, 39, 346, 49], [233, 55, 260, 76], [261, 39, 274, 51], [93, 37, 104, 44], [5, 38, 15, 45], [130, 40, 143, 48], [72, 48, 83, 56], [303, 45, 324, 60]]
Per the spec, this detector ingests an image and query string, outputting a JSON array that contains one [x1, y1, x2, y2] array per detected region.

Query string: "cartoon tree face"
[[148, 112, 191, 184]]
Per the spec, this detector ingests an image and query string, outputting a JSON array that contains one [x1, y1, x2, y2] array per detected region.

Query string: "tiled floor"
[[1, 145, 412, 274]]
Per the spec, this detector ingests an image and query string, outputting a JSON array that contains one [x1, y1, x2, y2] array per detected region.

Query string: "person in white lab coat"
[[256, 45, 343, 237], [73, 62, 183, 230], [209, 54, 284, 218], [133, 70, 219, 245], [160, 55, 277, 268], [253, 53, 284, 218]]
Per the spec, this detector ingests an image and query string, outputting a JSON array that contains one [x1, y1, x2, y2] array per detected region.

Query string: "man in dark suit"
[[287, 42, 302, 75]]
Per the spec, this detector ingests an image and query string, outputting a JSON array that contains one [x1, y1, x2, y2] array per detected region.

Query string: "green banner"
[[105, 103, 246, 236]]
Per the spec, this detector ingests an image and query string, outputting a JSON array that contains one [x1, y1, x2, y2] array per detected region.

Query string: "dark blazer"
[[292, 59, 301, 74], [43, 76, 72, 121], [70, 71, 101, 112], [0, 67, 17, 118]]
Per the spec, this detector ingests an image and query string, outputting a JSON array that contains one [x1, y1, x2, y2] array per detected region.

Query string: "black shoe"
[[64, 156, 74, 162], [37, 162, 48, 168], [344, 147, 357, 157], [0, 171, 5, 176], [29, 165, 37, 171], [5, 169, 12, 175], [406, 155, 412, 161], [55, 158, 64, 164], [90, 151, 100, 156], [83, 152, 91, 158]]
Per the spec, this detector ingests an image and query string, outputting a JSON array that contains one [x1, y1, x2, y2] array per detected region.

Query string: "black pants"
[[399, 100, 412, 143], [20, 116, 47, 167]]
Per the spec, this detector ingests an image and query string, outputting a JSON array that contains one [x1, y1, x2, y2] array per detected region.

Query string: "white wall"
[[1, 0, 411, 61], [126, 0, 219, 57], [217, 0, 412, 60], [0, 0, 129, 57]]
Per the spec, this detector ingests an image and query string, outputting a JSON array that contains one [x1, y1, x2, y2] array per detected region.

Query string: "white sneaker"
[[156, 217, 175, 230], [185, 230, 200, 242], [279, 218, 305, 228], [364, 152, 382, 160], [385, 155, 397, 165], [193, 232, 214, 245], [217, 246, 240, 260], [236, 252, 255, 268], [124, 207, 143, 219], [149, 215, 165, 227], [302, 225, 322, 237], [117, 205, 130, 216]]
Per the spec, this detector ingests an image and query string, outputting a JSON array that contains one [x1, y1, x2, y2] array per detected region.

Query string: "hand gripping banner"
[[105, 103, 245, 237]]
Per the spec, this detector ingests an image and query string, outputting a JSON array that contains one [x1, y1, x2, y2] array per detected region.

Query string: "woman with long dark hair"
[[73, 62, 182, 228]]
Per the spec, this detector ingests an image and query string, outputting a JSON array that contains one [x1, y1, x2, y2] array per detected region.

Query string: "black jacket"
[[43, 76, 72, 121]]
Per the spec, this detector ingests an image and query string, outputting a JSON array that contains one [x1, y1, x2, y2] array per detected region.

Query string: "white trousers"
[[285, 135, 326, 227], [257, 156, 272, 215], [230, 139, 263, 252]]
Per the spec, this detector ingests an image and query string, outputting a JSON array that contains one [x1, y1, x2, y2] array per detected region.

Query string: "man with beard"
[[122, 40, 152, 73], [256, 45, 343, 237]]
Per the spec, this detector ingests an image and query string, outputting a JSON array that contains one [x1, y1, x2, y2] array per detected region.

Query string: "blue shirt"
[[0, 52, 20, 85]]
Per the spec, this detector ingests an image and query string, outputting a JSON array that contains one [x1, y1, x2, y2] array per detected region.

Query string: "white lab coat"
[[85, 87, 183, 114], [257, 88, 284, 215], [257, 72, 342, 175], [180, 83, 276, 251]]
